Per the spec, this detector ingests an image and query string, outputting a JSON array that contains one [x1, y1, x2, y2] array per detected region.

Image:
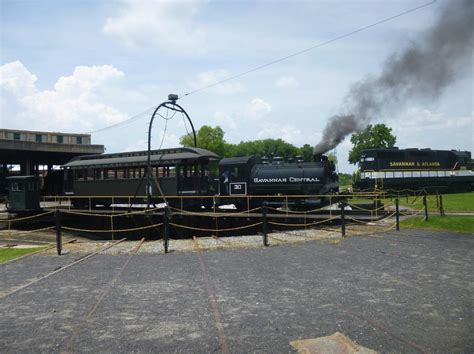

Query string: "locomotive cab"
[[218, 156, 259, 196]]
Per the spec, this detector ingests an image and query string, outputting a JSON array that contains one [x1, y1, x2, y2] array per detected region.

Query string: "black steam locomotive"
[[218, 154, 337, 194], [354, 148, 474, 192], [62, 147, 338, 209]]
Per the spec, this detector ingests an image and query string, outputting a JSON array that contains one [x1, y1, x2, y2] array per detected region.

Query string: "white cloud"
[[0, 61, 127, 132], [275, 75, 299, 89], [0, 61, 37, 96], [389, 108, 473, 152], [125, 132, 180, 152], [256, 123, 303, 144], [255, 121, 320, 147], [395, 108, 472, 130], [245, 97, 271, 119], [54, 65, 124, 97], [189, 69, 244, 96], [103, 0, 207, 55], [213, 111, 237, 130]]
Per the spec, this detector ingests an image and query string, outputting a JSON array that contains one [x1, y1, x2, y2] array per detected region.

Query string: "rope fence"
[[169, 221, 263, 233], [60, 207, 162, 218], [346, 210, 398, 224], [268, 215, 340, 228], [168, 205, 262, 217], [61, 223, 163, 234], [399, 206, 426, 217], [2, 225, 56, 237], [6, 210, 55, 223], [4, 189, 447, 253], [266, 204, 329, 214], [347, 202, 393, 212]]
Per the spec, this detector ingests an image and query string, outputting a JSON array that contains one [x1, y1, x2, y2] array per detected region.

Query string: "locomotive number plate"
[[230, 182, 247, 196]]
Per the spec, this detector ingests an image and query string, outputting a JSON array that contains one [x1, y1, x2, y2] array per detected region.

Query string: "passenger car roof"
[[63, 147, 220, 169], [219, 156, 259, 166]]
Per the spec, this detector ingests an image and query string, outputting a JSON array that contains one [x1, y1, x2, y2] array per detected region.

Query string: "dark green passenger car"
[[62, 147, 220, 208]]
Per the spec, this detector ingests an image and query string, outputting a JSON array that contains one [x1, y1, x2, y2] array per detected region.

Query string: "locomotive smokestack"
[[314, 153, 322, 162], [314, 0, 473, 154]]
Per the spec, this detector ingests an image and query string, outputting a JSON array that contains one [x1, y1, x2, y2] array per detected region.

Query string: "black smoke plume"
[[314, 0, 473, 154]]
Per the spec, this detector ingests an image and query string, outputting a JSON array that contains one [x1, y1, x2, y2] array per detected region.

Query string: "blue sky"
[[1, 0, 472, 173]]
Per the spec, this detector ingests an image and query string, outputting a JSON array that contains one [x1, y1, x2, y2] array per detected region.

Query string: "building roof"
[[0, 136, 104, 166], [0, 128, 91, 137]]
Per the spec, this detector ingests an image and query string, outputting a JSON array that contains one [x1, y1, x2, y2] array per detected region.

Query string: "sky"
[[0, 0, 472, 173]]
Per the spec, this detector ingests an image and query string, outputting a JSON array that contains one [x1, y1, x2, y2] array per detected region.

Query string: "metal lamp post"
[[146, 94, 197, 208]]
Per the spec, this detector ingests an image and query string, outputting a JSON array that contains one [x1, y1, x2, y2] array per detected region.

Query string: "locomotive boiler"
[[218, 153, 338, 198]]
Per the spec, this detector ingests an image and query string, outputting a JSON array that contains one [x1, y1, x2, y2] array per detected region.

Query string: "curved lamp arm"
[[146, 98, 197, 208]]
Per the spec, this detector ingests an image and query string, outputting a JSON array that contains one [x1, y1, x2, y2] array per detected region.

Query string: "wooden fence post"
[[423, 195, 428, 221], [396, 198, 400, 231], [340, 202, 346, 237], [439, 194, 445, 216], [262, 203, 268, 246], [163, 206, 170, 253], [55, 209, 62, 255]]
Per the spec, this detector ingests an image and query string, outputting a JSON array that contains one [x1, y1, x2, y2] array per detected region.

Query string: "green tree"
[[231, 139, 299, 161], [338, 173, 352, 188], [327, 152, 337, 164], [180, 125, 228, 157], [348, 124, 397, 165], [180, 126, 320, 162], [298, 144, 314, 162]]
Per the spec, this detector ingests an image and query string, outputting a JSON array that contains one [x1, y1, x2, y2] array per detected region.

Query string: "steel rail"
[[0, 238, 127, 300], [192, 236, 231, 354], [0, 239, 77, 266], [64, 238, 144, 351]]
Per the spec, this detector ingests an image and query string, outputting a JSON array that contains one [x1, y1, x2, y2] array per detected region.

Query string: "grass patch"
[[0, 247, 47, 264], [399, 192, 474, 212], [401, 216, 474, 233]]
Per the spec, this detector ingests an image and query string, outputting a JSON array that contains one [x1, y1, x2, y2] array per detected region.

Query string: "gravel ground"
[[0, 228, 472, 353], [33, 222, 392, 256]]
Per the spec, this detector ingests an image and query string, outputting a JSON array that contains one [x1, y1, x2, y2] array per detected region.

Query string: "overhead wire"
[[180, 0, 437, 98], [86, 0, 436, 134], [87, 106, 155, 134]]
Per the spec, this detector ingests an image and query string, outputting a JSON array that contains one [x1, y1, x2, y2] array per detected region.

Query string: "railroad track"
[[0, 238, 128, 300]]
